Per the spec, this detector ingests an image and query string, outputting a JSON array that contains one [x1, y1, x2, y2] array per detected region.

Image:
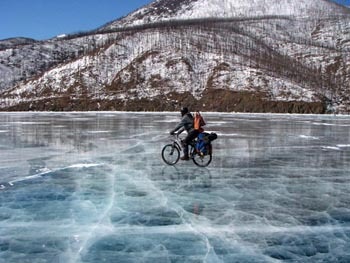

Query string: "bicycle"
[[161, 133, 213, 167]]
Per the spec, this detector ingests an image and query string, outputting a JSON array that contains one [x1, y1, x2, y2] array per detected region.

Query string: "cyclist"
[[170, 107, 199, 161]]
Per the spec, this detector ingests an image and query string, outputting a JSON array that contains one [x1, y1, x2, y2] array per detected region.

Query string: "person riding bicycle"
[[170, 107, 200, 161]]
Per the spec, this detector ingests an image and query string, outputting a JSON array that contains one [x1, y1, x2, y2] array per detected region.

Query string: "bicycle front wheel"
[[192, 153, 212, 167], [161, 144, 180, 165]]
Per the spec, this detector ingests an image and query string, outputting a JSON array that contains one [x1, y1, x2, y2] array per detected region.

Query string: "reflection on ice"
[[0, 112, 350, 262]]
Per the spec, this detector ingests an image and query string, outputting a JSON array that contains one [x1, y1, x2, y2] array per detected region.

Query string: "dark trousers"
[[183, 130, 200, 157]]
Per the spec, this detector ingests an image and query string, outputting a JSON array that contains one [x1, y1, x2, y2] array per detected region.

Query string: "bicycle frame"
[[170, 133, 183, 151], [171, 133, 196, 154]]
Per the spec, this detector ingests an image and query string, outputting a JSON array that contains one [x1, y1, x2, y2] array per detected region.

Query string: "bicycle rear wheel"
[[161, 144, 180, 165], [191, 144, 212, 167], [192, 153, 212, 167]]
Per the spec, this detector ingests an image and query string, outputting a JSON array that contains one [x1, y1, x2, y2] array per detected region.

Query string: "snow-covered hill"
[[102, 0, 350, 29], [0, 0, 350, 113], [0, 37, 37, 50]]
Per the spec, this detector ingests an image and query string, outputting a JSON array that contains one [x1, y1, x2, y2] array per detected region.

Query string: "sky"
[[0, 0, 153, 40], [0, 0, 349, 41]]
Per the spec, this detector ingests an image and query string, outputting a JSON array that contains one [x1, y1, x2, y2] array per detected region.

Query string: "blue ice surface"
[[0, 112, 350, 263]]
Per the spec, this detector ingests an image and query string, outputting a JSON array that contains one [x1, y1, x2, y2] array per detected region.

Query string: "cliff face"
[[0, 0, 349, 113]]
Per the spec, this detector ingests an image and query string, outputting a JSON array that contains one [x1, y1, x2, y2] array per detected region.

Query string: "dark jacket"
[[171, 113, 194, 134]]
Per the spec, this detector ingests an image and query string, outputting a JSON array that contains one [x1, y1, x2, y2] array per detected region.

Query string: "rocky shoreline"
[[0, 91, 326, 114]]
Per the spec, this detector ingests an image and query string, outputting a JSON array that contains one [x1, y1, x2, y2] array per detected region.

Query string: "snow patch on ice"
[[9, 168, 52, 186], [321, 146, 341, 150], [86, 131, 111, 134], [299, 135, 319, 140], [67, 163, 103, 169], [6, 164, 103, 187], [337, 144, 350, 148], [312, 122, 335, 126]]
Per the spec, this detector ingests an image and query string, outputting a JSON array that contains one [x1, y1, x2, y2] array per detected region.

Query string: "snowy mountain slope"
[[0, 34, 118, 91], [102, 0, 350, 30], [0, 0, 350, 113], [0, 37, 37, 50]]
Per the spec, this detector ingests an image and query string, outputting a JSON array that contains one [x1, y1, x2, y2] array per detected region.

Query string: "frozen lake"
[[0, 112, 350, 263]]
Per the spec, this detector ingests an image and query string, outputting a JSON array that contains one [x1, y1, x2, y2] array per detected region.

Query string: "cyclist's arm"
[[176, 128, 185, 134], [170, 119, 186, 134]]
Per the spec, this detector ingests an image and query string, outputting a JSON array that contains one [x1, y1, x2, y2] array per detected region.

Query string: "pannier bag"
[[208, 132, 218, 142], [195, 132, 218, 155]]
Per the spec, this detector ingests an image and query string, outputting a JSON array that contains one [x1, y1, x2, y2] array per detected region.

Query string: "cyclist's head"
[[180, 107, 189, 116]]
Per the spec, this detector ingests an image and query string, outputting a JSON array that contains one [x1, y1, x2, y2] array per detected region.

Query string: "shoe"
[[180, 156, 190, 161]]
